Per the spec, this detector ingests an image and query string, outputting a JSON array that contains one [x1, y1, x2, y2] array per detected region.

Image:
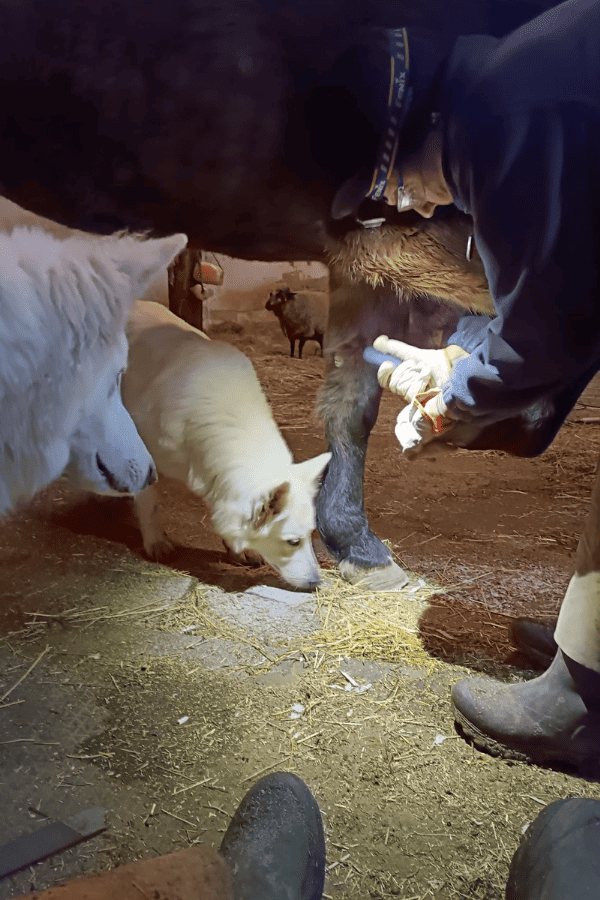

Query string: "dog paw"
[[222, 541, 264, 568], [144, 536, 175, 561], [238, 548, 265, 567]]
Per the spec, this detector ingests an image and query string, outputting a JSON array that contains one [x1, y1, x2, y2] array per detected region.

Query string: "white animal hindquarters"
[[0, 227, 187, 518], [122, 301, 331, 589]]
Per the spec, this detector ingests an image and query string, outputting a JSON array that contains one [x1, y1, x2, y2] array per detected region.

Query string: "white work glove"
[[395, 388, 455, 458], [373, 335, 469, 402]]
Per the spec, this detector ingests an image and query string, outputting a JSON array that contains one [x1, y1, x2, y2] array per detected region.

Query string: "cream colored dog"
[[122, 301, 331, 589]]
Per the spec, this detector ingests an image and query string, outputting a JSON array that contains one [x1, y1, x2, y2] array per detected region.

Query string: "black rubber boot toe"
[[510, 618, 558, 670], [451, 650, 600, 771], [219, 772, 325, 900], [506, 798, 600, 899]]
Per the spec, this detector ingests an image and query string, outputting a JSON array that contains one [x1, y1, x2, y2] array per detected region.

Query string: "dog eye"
[[286, 538, 301, 547]]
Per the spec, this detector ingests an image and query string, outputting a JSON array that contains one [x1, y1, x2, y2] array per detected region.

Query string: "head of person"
[[313, 27, 454, 223]]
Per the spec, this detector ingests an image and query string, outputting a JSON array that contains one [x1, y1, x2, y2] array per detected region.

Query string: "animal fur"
[[0, 227, 186, 517], [0, 195, 173, 308], [327, 221, 494, 315], [122, 301, 331, 588]]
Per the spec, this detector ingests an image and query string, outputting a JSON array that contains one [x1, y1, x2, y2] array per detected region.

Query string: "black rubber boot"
[[506, 798, 600, 899], [451, 649, 600, 771], [219, 772, 325, 900], [509, 618, 558, 670]]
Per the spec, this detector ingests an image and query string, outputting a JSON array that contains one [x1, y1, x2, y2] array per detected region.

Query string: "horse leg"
[[316, 280, 412, 590], [317, 277, 463, 590]]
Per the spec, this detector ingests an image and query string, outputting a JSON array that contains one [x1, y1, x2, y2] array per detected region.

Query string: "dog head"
[[216, 452, 331, 589], [62, 232, 186, 495], [266, 287, 295, 313]]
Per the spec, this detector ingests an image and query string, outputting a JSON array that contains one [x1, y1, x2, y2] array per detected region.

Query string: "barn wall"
[[202, 255, 329, 326]]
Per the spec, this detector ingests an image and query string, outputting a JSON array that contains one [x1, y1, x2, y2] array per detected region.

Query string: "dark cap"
[[327, 27, 449, 220], [330, 28, 411, 219]]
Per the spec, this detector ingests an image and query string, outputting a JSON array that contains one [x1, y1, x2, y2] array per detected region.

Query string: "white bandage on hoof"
[[394, 401, 434, 457], [394, 390, 455, 457], [376, 361, 398, 391]]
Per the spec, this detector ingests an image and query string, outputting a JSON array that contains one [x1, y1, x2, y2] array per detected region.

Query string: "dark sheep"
[[266, 288, 328, 358]]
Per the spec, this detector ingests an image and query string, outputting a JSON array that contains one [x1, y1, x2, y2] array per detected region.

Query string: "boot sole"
[[452, 703, 600, 773]]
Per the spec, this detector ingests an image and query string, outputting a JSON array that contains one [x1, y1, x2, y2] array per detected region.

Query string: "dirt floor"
[[2, 318, 600, 900]]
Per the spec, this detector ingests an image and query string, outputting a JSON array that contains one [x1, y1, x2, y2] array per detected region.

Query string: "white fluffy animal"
[[122, 301, 331, 589], [0, 227, 187, 517]]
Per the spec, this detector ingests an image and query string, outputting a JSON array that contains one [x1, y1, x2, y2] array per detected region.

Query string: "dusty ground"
[[2, 318, 600, 900]]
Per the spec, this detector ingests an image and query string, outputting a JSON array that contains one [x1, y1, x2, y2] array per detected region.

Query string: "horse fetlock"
[[316, 501, 391, 566], [344, 529, 394, 569]]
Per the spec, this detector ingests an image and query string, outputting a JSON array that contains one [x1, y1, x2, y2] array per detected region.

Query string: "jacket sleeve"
[[442, 99, 600, 423]]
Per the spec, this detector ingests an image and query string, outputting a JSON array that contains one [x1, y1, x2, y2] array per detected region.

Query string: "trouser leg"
[[451, 456, 600, 770], [555, 453, 600, 673]]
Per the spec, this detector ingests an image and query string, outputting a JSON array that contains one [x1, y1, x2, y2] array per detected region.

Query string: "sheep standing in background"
[[266, 288, 328, 359]]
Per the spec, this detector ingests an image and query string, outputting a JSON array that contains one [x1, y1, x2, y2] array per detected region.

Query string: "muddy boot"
[[451, 649, 600, 771], [506, 797, 600, 899], [219, 772, 325, 900], [510, 618, 558, 670]]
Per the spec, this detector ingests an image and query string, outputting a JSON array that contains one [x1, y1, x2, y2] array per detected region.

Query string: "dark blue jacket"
[[439, 0, 600, 450]]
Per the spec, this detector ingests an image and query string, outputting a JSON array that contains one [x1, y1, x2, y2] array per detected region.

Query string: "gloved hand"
[[373, 335, 469, 403], [395, 388, 455, 458]]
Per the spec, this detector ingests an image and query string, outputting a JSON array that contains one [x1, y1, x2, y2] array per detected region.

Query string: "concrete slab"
[[204, 585, 321, 643]]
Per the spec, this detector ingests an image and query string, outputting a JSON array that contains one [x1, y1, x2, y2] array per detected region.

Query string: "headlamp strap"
[[366, 28, 412, 203]]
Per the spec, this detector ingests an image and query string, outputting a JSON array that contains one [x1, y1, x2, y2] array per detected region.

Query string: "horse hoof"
[[338, 559, 409, 591]]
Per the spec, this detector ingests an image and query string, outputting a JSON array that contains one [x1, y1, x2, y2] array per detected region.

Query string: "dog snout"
[[96, 453, 129, 493], [305, 574, 321, 591], [286, 571, 321, 591]]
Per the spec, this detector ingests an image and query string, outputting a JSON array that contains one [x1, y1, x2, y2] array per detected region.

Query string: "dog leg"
[[133, 483, 175, 560]]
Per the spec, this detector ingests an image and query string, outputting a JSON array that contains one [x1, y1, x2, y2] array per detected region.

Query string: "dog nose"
[[144, 464, 158, 488], [305, 574, 321, 591]]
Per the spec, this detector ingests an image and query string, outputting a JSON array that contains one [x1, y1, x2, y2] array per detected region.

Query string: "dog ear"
[[111, 233, 188, 294], [294, 452, 332, 492], [252, 482, 290, 529]]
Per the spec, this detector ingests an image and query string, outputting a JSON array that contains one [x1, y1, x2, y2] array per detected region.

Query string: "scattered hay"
[[304, 568, 441, 668], [18, 552, 517, 677], [147, 565, 449, 673]]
